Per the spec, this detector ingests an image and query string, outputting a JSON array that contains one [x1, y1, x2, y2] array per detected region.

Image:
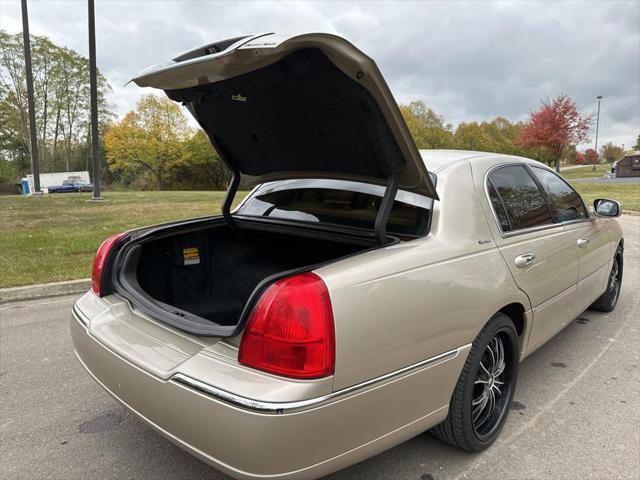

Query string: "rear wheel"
[[589, 247, 623, 313], [430, 313, 519, 451]]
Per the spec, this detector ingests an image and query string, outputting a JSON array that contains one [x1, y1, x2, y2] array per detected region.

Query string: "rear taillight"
[[91, 233, 126, 297], [238, 272, 335, 379]]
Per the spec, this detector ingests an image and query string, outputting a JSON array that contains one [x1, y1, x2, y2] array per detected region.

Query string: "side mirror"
[[593, 199, 621, 217]]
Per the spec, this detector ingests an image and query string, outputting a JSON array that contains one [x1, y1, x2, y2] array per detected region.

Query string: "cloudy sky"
[[1, 0, 639, 149]]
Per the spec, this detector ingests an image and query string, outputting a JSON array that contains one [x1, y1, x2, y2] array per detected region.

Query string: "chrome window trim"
[[171, 346, 465, 414], [235, 177, 437, 238], [483, 162, 593, 239]]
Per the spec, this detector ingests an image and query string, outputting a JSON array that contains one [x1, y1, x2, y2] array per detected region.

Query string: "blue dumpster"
[[21, 178, 30, 195]]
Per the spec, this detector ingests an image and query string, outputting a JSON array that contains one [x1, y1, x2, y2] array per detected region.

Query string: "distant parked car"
[[48, 179, 92, 193]]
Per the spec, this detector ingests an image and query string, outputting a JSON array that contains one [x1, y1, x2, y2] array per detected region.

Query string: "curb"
[[0, 278, 91, 304]]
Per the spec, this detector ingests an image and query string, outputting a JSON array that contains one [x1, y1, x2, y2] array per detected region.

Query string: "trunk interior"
[[116, 221, 373, 335]]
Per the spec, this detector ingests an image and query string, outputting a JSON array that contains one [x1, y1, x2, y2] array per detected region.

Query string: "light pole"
[[21, 0, 41, 194], [88, 0, 103, 201], [593, 95, 603, 171]]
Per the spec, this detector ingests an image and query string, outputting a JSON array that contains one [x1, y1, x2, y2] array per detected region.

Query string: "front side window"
[[487, 165, 553, 232], [531, 167, 588, 222], [236, 179, 433, 236]]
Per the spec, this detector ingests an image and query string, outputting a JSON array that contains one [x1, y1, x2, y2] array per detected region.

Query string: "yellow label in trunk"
[[183, 247, 200, 266]]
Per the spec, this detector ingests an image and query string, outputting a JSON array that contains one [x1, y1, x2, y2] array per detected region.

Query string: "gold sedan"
[[71, 33, 624, 479]]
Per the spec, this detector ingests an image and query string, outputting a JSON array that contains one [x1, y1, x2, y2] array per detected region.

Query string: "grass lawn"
[[0, 191, 246, 288], [571, 182, 640, 213], [1, 184, 637, 288], [561, 163, 613, 179]]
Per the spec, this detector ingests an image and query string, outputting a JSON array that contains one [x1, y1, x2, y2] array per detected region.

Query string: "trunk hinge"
[[222, 171, 240, 233], [374, 173, 399, 244]]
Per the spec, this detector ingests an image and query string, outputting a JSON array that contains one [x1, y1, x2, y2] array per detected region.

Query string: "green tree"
[[599, 142, 625, 164], [0, 30, 29, 171], [479, 118, 524, 155], [399, 101, 454, 149], [0, 157, 17, 182], [105, 94, 193, 190], [633, 134, 640, 152], [561, 144, 577, 165], [0, 29, 114, 176], [454, 122, 495, 151], [170, 130, 230, 190]]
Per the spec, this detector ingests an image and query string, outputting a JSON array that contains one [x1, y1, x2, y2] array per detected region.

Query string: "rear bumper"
[[71, 305, 469, 479]]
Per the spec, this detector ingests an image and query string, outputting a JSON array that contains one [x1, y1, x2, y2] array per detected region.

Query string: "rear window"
[[487, 165, 553, 232], [236, 179, 433, 236]]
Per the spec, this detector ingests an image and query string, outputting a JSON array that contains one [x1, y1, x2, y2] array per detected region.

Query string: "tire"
[[430, 313, 519, 451], [589, 246, 623, 313]]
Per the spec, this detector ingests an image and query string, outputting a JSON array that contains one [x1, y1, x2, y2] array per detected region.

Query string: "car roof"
[[419, 149, 546, 172]]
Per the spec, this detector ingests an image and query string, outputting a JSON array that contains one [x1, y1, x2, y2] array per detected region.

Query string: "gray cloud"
[[1, 0, 638, 148]]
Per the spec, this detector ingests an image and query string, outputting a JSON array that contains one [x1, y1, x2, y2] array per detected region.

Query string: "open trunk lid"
[[113, 33, 440, 338], [132, 32, 438, 201]]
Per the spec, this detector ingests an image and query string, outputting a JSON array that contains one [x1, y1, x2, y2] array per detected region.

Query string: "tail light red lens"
[[91, 233, 126, 297], [238, 272, 335, 379]]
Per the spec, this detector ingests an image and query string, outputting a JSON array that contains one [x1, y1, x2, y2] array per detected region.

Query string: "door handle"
[[577, 238, 590, 248], [514, 253, 536, 268]]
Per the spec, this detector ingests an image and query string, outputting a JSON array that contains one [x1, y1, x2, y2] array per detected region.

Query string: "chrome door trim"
[[171, 346, 466, 414]]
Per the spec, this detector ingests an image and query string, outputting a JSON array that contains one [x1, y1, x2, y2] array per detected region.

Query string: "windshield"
[[236, 179, 434, 236]]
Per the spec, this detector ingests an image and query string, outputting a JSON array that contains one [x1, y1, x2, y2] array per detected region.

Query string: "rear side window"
[[487, 165, 553, 232], [487, 182, 510, 231], [531, 167, 588, 222], [237, 179, 433, 236]]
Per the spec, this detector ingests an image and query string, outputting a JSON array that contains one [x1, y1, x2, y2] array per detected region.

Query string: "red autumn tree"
[[575, 152, 586, 165], [516, 95, 592, 172], [584, 148, 598, 166]]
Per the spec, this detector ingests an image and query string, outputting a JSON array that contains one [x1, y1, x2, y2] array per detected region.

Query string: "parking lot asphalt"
[[1, 215, 638, 480]]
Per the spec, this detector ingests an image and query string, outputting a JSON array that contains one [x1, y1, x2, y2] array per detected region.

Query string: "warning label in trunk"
[[182, 247, 200, 265]]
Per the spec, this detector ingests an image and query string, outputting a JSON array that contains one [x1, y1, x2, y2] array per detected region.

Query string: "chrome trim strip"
[[502, 222, 564, 238], [72, 303, 90, 327], [172, 346, 465, 414], [133, 33, 271, 82]]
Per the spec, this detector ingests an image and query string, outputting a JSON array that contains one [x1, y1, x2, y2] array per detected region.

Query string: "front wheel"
[[430, 313, 519, 451]]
